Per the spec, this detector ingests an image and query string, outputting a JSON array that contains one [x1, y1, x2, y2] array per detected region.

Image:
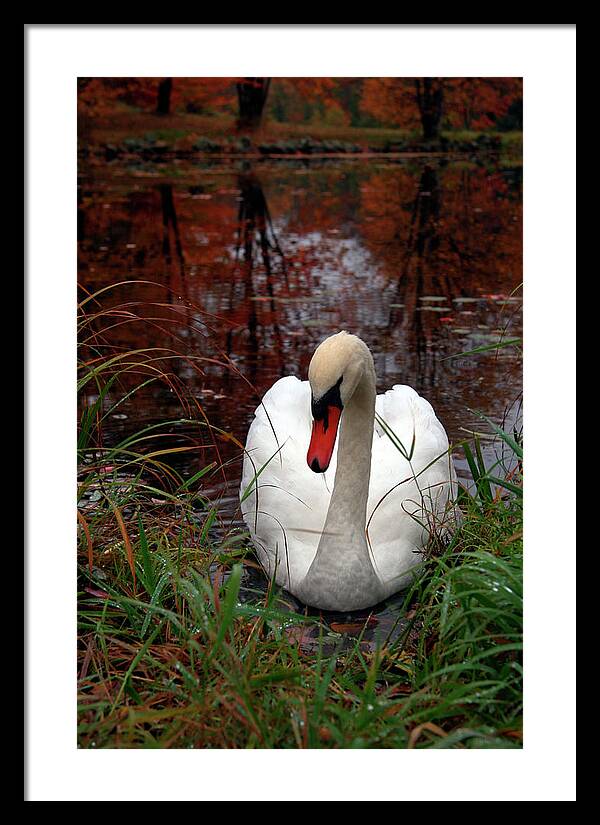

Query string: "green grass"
[[77, 286, 523, 749], [79, 107, 410, 148], [77, 486, 523, 748]]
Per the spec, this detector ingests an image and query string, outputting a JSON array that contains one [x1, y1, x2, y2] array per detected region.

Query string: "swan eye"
[[311, 376, 343, 424]]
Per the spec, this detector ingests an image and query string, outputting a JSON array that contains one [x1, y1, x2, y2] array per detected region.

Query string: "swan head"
[[306, 331, 373, 473]]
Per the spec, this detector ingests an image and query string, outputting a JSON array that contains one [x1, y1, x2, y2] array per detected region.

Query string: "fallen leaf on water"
[[330, 617, 378, 634]]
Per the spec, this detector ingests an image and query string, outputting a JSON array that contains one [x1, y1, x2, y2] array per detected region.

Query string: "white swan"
[[240, 331, 456, 611]]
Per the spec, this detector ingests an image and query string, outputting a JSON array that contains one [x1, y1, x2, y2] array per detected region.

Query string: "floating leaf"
[[330, 618, 377, 634]]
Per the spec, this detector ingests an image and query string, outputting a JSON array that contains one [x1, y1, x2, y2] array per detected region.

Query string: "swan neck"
[[298, 353, 382, 610], [331, 371, 376, 522]]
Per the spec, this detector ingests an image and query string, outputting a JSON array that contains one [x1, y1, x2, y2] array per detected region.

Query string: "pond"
[[78, 153, 522, 637]]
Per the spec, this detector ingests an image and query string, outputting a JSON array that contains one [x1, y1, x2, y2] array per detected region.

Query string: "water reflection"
[[159, 183, 186, 294], [383, 164, 444, 389], [230, 170, 288, 380], [78, 156, 522, 515]]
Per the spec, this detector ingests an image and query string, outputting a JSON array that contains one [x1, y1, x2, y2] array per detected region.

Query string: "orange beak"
[[307, 405, 342, 473]]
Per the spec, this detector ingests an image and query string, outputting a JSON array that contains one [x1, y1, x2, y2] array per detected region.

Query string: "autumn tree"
[[445, 78, 522, 129], [78, 78, 236, 118], [236, 78, 271, 131], [267, 78, 349, 126], [360, 77, 522, 139], [415, 78, 444, 140], [360, 78, 441, 138]]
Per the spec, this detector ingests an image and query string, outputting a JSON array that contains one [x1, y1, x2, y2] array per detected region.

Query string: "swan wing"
[[368, 385, 456, 593], [240, 376, 337, 590]]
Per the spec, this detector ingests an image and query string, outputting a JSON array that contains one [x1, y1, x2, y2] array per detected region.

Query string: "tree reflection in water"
[[159, 183, 186, 299], [78, 158, 522, 504], [229, 170, 287, 382], [385, 165, 444, 389]]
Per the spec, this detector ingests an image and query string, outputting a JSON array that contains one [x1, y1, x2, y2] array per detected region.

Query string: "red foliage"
[[78, 77, 237, 116], [78, 76, 522, 134], [446, 78, 522, 129], [360, 77, 522, 132], [267, 78, 350, 125]]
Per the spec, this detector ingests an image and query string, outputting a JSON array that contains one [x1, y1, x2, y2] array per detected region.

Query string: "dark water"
[[78, 154, 522, 639]]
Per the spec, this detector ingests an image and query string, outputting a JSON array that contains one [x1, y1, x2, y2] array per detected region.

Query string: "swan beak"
[[307, 405, 342, 473]]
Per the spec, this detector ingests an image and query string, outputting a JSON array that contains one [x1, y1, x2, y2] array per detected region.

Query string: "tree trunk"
[[236, 78, 271, 131], [415, 78, 444, 141], [156, 78, 172, 115]]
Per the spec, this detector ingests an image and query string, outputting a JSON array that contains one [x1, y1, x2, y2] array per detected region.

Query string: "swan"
[[240, 331, 456, 611]]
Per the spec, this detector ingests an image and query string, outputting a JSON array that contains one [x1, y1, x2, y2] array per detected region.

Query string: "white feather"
[[240, 375, 456, 600]]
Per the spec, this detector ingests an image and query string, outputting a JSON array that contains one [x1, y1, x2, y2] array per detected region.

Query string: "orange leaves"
[[267, 78, 350, 126], [177, 78, 237, 113], [78, 76, 522, 133], [360, 78, 421, 129], [329, 617, 378, 635], [445, 77, 522, 129], [78, 78, 237, 118], [359, 77, 522, 132]]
